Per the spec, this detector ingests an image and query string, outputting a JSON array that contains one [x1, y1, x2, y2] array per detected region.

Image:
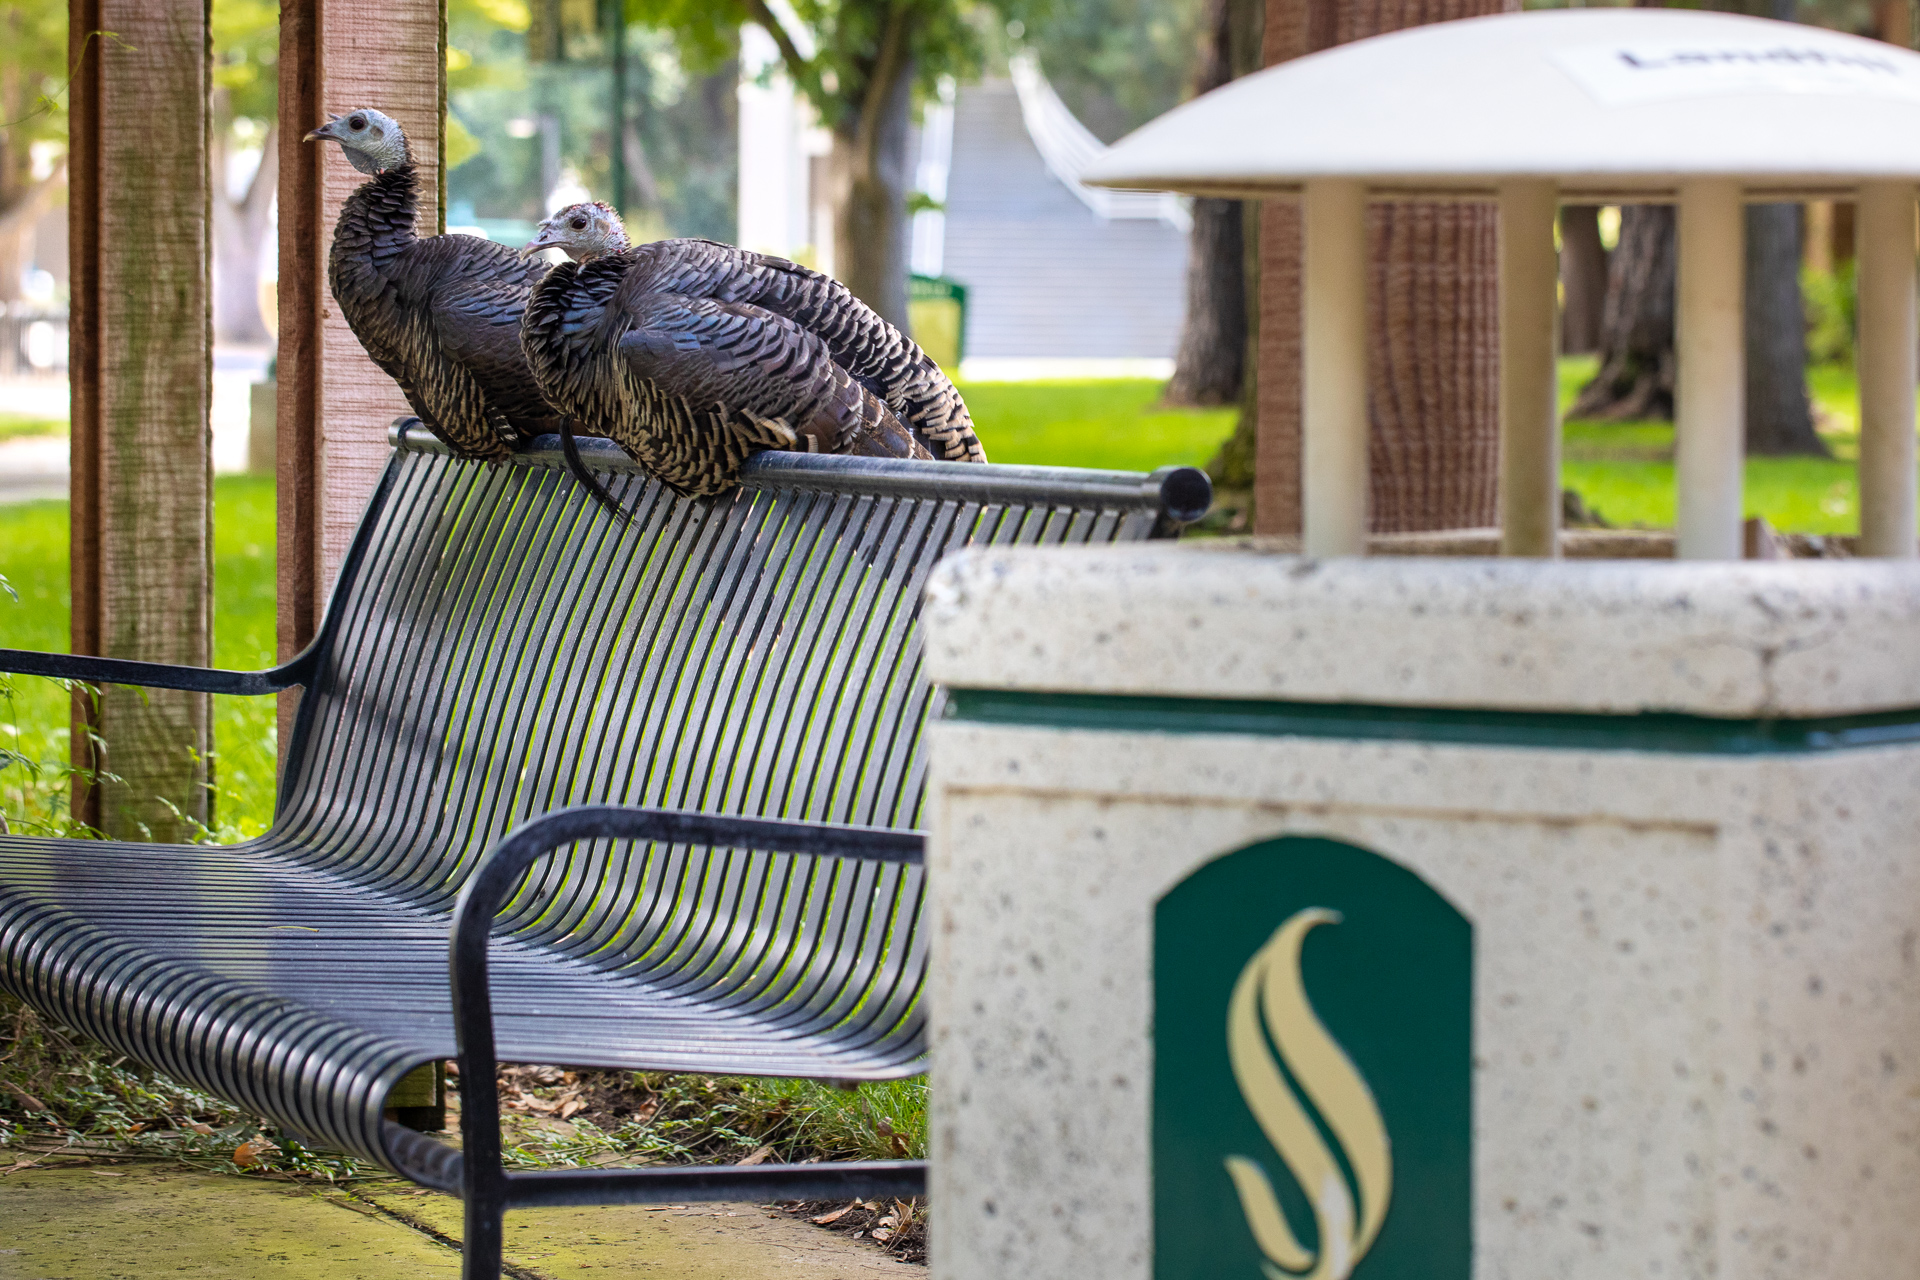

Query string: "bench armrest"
[[444, 805, 923, 1209], [449, 805, 922, 1052], [0, 646, 315, 696]]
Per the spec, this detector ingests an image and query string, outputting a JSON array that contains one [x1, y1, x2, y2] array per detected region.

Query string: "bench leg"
[[462, 1189, 506, 1280]]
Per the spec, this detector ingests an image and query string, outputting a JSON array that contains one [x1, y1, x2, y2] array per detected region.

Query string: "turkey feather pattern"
[[522, 214, 985, 497]]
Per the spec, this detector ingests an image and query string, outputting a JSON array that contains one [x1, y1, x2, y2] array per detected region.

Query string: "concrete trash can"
[[922, 546, 1920, 1280]]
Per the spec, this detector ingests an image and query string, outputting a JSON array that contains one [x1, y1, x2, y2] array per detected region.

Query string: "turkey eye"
[[348, 115, 366, 129], [570, 218, 587, 230]]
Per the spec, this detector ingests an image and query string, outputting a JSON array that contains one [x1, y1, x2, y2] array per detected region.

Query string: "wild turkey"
[[520, 202, 987, 498], [306, 108, 564, 460]]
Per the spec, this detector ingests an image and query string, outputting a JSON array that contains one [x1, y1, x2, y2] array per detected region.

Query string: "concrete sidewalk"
[[0, 1160, 902, 1279]]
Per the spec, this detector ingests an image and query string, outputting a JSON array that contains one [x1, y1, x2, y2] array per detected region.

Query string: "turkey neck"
[[330, 163, 420, 295]]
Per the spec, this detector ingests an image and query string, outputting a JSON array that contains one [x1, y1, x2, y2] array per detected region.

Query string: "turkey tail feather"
[[560, 417, 633, 525]]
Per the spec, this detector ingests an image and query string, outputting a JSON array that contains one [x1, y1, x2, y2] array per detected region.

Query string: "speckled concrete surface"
[[924, 546, 1920, 716], [0, 1162, 899, 1279], [923, 547, 1920, 1280]]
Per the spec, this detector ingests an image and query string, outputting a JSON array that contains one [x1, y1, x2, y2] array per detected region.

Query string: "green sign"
[[1155, 836, 1472, 1280]]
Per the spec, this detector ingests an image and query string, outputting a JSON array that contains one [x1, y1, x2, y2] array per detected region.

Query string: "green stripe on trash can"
[[941, 688, 1920, 755]]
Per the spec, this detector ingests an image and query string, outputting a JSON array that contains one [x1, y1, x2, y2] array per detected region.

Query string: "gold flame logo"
[[1224, 908, 1392, 1280]]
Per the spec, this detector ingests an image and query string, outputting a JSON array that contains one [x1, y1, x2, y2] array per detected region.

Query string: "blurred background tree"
[[447, 0, 739, 243], [210, 0, 278, 344], [0, 2, 68, 308], [729, 0, 1011, 327]]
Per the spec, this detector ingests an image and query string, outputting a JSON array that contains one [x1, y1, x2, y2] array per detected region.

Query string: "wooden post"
[[276, 0, 443, 721], [1675, 181, 1748, 561], [277, 2, 443, 640], [68, 0, 213, 840], [1856, 181, 1918, 558], [1499, 180, 1561, 557], [1301, 180, 1369, 556]]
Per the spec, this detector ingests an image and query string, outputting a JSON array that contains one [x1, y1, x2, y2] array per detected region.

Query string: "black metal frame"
[[421, 804, 927, 1278], [0, 423, 1209, 1279]]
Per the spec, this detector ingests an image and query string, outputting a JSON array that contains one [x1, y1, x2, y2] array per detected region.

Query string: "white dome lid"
[[1081, 9, 1920, 200]]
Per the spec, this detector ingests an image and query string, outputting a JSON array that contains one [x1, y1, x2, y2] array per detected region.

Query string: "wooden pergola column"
[[68, 1, 212, 840], [275, 0, 443, 670], [1254, 0, 1512, 543]]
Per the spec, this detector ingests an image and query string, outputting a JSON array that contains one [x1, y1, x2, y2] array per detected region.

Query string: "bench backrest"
[[272, 427, 1202, 940]]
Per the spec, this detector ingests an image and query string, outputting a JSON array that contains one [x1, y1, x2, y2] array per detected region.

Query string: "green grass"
[[0, 412, 66, 442], [1558, 354, 1870, 533], [959, 378, 1240, 471], [0, 476, 279, 840]]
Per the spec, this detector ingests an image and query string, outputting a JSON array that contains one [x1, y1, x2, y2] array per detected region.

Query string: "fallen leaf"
[[871, 1227, 893, 1242], [811, 1203, 858, 1226], [232, 1136, 278, 1168], [737, 1145, 774, 1168], [91, 1170, 124, 1177], [557, 1097, 585, 1120], [189, 1123, 214, 1136]]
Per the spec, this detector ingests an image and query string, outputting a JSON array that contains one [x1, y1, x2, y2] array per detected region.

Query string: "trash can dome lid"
[[1082, 9, 1920, 199]]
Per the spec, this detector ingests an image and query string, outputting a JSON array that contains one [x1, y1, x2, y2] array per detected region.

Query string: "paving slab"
[[0, 1164, 459, 1279], [363, 1186, 903, 1278], [0, 1161, 905, 1280]]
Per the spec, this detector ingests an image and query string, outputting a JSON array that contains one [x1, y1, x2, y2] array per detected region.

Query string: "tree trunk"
[[69, 0, 213, 840], [1559, 204, 1608, 355], [1166, 0, 1247, 408], [1745, 202, 1826, 456], [1166, 199, 1246, 406], [1250, 0, 1509, 538], [212, 123, 280, 345], [831, 40, 913, 330], [1199, 0, 1267, 496], [1569, 204, 1675, 420]]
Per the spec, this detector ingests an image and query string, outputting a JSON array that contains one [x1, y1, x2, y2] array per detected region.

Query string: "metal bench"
[[0, 421, 1209, 1278]]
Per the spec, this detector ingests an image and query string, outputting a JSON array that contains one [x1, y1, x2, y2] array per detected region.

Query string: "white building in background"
[[737, 42, 1190, 380], [909, 78, 957, 278], [737, 23, 832, 270]]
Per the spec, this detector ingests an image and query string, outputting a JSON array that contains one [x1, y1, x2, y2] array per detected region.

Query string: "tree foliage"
[[210, 0, 277, 128], [1024, 0, 1206, 143]]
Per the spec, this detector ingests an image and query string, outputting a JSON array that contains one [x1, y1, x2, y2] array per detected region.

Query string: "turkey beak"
[[304, 121, 340, 143], [523, 222, 563, 256]]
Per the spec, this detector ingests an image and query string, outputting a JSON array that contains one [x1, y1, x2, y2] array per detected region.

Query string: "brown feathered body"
[[328, 165, 563, 459], [522, 238, 986, 496]]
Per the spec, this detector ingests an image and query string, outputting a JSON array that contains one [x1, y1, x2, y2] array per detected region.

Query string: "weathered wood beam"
[[276, 0, 443, 671], [68, 0, 213, 839]]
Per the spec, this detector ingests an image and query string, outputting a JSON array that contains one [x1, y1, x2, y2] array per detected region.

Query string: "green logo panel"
[[1154, 836, 1472, 1280]]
